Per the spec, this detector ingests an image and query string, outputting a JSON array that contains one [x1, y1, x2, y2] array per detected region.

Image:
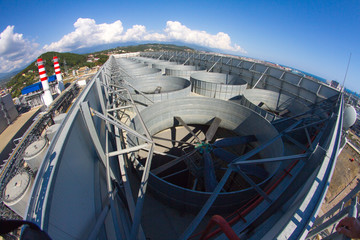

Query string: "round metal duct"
[[241, 89, 310, 117], [165, 65, 205, 79], [343, 104, 357, 130], [23, 138, 48, 172], [190, 72, 248, 100], [128, 97, 284, 212], [3, 171, 34, 218], [46, 124, 60, 141], [130, 76, 191, 109], [131, 57, 160, 67], [152, 61, 177, 74], [117, 67, 162, 83], [116, 59, 147, 69], [53, 113, 66, 124]]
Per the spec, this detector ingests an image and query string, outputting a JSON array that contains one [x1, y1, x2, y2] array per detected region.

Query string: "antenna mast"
[[341, 53, 352, 92]]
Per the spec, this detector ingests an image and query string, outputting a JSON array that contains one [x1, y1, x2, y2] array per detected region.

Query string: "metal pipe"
[[231, 119, 302, 164], [233, 153, 309, 165]]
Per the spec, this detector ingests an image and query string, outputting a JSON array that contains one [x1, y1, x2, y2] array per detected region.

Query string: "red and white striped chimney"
[[37, 58, 53, 106], [53, 56, 64, 93]]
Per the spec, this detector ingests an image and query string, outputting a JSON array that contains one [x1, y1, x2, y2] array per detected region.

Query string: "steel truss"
[[79, 55, 344, 240], [80, 56, 154, 240], [141, 51, 339, 106], [178, 92, 342, 239], [79, 55, 345, 240]]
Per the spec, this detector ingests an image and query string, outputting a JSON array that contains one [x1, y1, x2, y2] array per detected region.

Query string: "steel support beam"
[[233, 153, 309, 165], [231, 119, 303, 165], [252, 67, 269, 89]]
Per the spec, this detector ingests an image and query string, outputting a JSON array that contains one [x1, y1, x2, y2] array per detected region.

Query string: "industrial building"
[[0, 94, 18, 134], [20, 75, 59, 107]]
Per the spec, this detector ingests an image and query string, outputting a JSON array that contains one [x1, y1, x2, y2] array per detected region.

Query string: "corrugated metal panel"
[[21, 82, 42, 95], [21, 75, 57, 95], [48, 75, 56, 83]]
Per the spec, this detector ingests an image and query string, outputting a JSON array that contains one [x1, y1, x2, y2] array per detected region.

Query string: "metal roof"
[[21, 75, 57, 95]]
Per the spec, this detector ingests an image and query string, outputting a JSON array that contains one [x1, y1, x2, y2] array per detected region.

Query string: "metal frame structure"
[[141, 51, 338, 105], [178, 95, 343, 239], [80, 57, 156, 239], [306, 184, 360, 240], [25, 52, 347, 240]]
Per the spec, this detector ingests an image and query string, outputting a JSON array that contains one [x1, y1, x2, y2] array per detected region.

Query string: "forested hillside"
[[6, 52, 106, 97], [99, 43, 194, 54]]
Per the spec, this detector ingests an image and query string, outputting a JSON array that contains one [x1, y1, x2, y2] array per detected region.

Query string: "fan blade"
[[213, 135, 257, 148], [203, 151, 218, 192], [213, 148, 268, 179], [234, 164, 268, 179], [174, 116, 201, 143], [205, 117, 221, 142], [152, 149, 197, 175], [171, 126, 176, 147], [213, 148, 237, 163], [152, 136, 195, 146]]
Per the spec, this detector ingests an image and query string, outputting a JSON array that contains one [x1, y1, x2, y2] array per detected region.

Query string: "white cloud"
[[0, 18, 246, 73], [0, 26, 40, 72], [43, 18, 125, 52], [43, 18, 245, 54], [164, 21, 246, 53]]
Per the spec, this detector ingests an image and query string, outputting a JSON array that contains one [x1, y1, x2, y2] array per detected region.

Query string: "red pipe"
[[200, 215, 240, 240]]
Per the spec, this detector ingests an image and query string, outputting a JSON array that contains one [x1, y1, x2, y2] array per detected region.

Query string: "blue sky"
[[1, 0, 359, 93]]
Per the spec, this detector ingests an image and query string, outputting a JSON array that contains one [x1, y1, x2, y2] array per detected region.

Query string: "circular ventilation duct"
[[240, 89, 310, 117], [131, 57, 160, 67], [53, 113, 66, 125], [343, 104, 357, 130], [165, 65, 205, 79], [117, 67, 162, 83], [128, 97, 284, 212], [23, 138, 48, 172], [3, 171, 34, 218], [46, 124, 60, 141], [116, 59, 147, 69], [151, 61, 177, 74], [129, 76, 191, 110], [190, 72, 248, 100]]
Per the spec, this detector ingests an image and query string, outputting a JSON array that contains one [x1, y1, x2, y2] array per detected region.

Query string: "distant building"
[[331, 80, 340, 89], [20, 75, 59, 108], [77, 66, 90, 75], [0, 94, 19, 134]]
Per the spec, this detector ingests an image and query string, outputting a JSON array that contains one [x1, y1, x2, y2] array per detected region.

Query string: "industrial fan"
[[151, 116, 269, 192]]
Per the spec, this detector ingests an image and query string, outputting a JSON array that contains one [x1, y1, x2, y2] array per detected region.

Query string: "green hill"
[[6, 52, 100, 97], [97, 43, 195, 54]]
